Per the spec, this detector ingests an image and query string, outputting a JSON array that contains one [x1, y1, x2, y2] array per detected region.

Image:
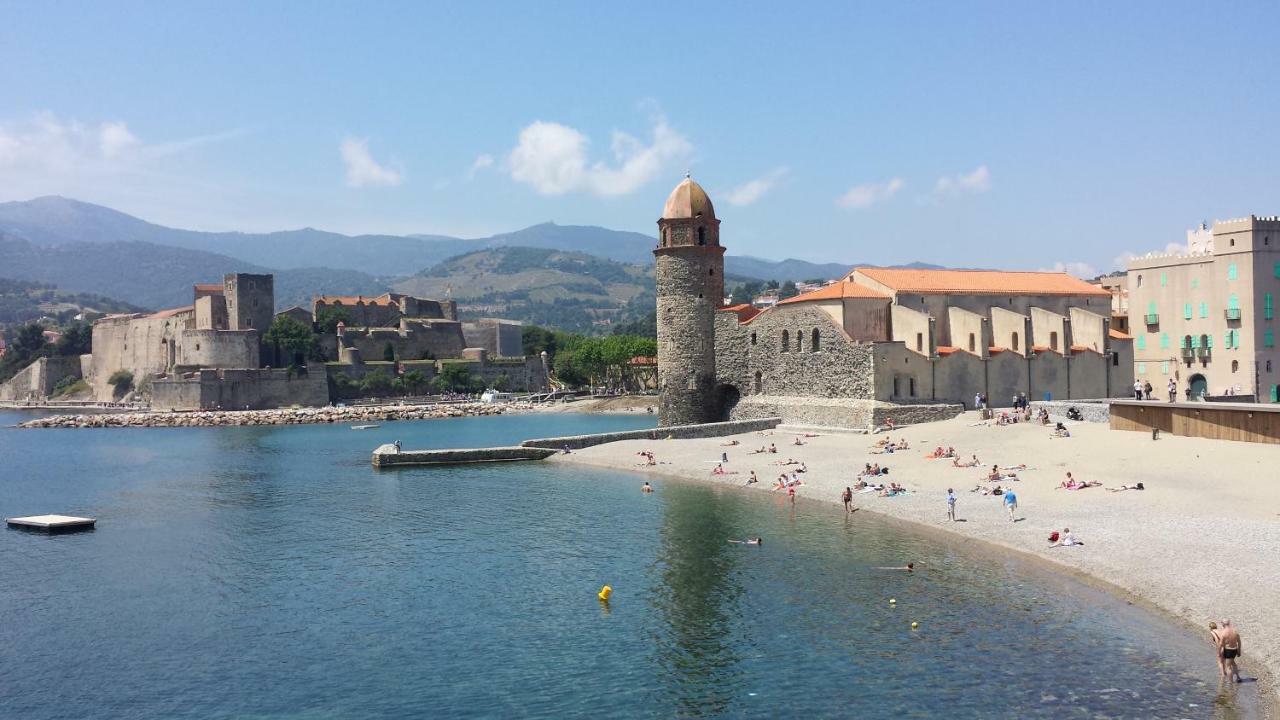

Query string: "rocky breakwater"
[[16, 402, 526, 429]]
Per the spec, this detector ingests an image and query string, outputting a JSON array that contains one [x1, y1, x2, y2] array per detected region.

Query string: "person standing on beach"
[[842, 486, 853, 513], [1003, 489, 1018, 521], [1218, 620, 1243, 682], [787, 485, 796, 505], [946, 488, 957, 521]]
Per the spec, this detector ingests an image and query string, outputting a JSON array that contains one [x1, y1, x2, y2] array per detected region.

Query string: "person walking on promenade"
[[1003, 489, 1018, 521], [974, 392, 982, 411], [1143, 381, 1153, 400], [1168, 378, 1177, 402], [946, 488, 957, 522], [1133, 379, 1143, 400]]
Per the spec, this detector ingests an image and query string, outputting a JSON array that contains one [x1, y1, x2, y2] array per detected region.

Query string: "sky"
[[3, 1, 1279, 275]]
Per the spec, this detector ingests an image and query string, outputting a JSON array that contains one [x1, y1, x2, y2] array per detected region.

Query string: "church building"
[[653, 176, 1134, 428]]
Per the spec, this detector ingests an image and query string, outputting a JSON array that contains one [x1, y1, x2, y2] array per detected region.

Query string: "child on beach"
[[946, 488, 957, 521]]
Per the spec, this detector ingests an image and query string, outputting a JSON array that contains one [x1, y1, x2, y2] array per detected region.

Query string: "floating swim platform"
[[351, 424, 381, 430], [372, 444, 558, 468], [7, 514, 96, 532]]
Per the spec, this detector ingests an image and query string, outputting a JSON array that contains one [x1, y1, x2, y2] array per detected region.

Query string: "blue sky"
[[3, 1, 1278, 275]]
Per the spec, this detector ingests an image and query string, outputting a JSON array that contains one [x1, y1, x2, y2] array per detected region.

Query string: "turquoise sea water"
[[0, 410, 1251, 718]]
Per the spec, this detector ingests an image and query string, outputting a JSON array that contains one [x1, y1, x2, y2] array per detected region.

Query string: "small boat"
[[350, 424, 381, 430]]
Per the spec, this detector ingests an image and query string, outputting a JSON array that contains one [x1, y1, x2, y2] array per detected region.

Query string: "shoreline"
[[551, 415, 1278, 716]]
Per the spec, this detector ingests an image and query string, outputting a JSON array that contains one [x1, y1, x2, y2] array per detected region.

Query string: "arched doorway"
[[1188, 373, 1208, 400], [714, 384, 741, 421]]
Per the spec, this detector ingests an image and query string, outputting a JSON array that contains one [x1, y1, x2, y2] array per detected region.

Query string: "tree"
[[264, 315, 318, 366], [0, 322, 51, 383], [764, 279, 780, 290], [107, 369, 134, 397], [359, 371, 392, 395], [403, 370, 428, 395], [437, 363, 477, 392], [729, 280, 763, 307], [55, 322, 92, 356], [382, 342, 396, 362], [315, 306, 352, 334], [778, 280, 799, 300]]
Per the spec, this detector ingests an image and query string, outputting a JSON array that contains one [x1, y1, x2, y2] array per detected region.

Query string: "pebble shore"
[[15, 402, 524, 429]]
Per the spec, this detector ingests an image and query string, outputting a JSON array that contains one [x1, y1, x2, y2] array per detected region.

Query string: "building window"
[[1113, 353, 1119, 367], [781, 330, 789, 352], [249, 281, 256, 290], [1232, 360, 1240, 373], [1136, 275, 1143, 288], [753, 371, 762, 394], [1230, 238, 1236, 247], [1160, 272, 1167, 287], [1190, 278, 1198, 289], [1266, 294, 1274, 320], [1228, 263, 1237, 281], [893, 376, 900, 396], [1161, 361, 1169, 374], [1011, 332, 1019, 351], [1184, 303, 1193, 320], [1136, 335, 1146, 350], [1049, 331, 1059, 351], [750, 332, 757, 346], [1137, 362, 1146, 375], [916, 333, 924, 351], [246, 318, 253, 328], [697, 227, 706, 246], [811, 329, 820, 352], [1199, 302, 1208, 318], [967, 333, 976, 352], [1267, 330, 1276, 348], [252, 298, 259, 308], [195, 343, 200, 351], [909, 377, 916, 397], [661, 228, 667, 246], [1267, 360, 1273, 372], [709, 268, 714, 277], [1159, 332, 1169, 349]]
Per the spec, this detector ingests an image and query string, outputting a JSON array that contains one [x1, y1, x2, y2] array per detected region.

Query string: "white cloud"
[[836, 177, 904, 209], [724, 167, 788, 207], [467, 153, 495, 180], [507, 116, 692, 196], [340, 137, 402, 188], [1043, 260, 1099, 279], [934, 165, 991, 196], [98, 121, 139, 158]]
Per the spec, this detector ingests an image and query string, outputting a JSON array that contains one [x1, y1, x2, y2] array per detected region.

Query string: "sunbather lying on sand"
[[1107, 483, 1146, 492]]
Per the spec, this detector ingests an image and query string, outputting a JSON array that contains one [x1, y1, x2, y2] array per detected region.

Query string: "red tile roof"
[[193, 283, 224, 293], [719, 303, 763, 322], [936, 345, 957, 355], [777, 281, 889, 305], [149, 305, 194, 319], [315, 294, 396, 306], [851, 268, 1111, 297]]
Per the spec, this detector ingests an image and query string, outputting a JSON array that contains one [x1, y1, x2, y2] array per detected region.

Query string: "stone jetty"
[[16, 402, 523, 429]]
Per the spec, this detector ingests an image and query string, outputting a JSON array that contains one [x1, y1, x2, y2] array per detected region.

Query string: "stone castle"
[[654, 176, 1135, 429], [1, 275, 547, 409]]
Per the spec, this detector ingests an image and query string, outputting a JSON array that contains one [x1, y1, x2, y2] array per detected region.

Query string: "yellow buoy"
[[598, 585, 613, 602], [911, 621, 919, 630]]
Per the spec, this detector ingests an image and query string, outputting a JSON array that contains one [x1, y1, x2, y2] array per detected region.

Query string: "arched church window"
[[1049, 331, 1059, 351], [811, 328, 820, 352], [698, 227, 706, 245], [661, 228, 667, 247], [750, 332, 757, 346], [709, 268, 714, 276], [781, 330, 790, 352]]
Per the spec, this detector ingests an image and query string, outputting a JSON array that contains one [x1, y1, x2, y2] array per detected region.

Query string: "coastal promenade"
[[553, 413, 1280, 710]]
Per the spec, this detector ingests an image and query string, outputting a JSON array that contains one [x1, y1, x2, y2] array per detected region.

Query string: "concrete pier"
[[372, 444, 558, 468], [7, 514, 96, 532]]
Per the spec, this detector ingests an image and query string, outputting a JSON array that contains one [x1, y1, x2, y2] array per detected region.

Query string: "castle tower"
[[223, 273, 274, 333], [654, 174, 724, 426]]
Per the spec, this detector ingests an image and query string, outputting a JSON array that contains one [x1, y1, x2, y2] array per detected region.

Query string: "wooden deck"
[[1110, 399, 1280, 444]]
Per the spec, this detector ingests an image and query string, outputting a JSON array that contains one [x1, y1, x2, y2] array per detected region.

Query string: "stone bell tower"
[[654, 174, 724, 426]]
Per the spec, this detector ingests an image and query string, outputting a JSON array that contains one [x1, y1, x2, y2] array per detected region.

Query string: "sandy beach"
[[552, 412, 1280, 712]]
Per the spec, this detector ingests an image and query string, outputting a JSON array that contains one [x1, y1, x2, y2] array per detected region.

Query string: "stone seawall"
[[1031, 400, 1111, 423], [522, 417, 780, 451], [372, 445, 557, 467], [16, 402, 513, 429], [730, 395, 964, 430]]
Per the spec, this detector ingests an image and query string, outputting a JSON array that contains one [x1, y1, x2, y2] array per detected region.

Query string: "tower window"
[[709, 268, 714, 276], [781, 330, 790, 352], [750, 332, 757, 346], [1011, 332, 1019, 351], [915, 333, 923, 351], [811, 329, 820, 352], [1049, 331, 1059, 351], [1232, 360, 1239, 373], [967, 333, 976, 352], [753, 371, 762, 394], [697, 227, 706, 246]]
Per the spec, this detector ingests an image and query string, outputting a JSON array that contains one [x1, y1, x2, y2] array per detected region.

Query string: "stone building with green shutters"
[[1127, 216, 1280, 402]]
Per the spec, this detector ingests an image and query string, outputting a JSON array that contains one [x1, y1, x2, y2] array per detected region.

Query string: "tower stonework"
[[654, 176, 725, 426]]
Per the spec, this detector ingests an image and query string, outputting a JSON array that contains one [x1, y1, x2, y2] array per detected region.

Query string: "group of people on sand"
[[711, 463, 739, 476], [635, 450, 658, 466], [871, 437, 910, 454], [860, 463, 889, 477], [751, 443, 779, 455], [984, 464, 1026, 483], [927, 446, 955, 459], [1055, 472, 1102, 490], [1209, 620, 1245, 683]]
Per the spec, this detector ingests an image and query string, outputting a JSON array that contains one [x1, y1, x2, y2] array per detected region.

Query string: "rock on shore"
[[16, 402, 524, 429]]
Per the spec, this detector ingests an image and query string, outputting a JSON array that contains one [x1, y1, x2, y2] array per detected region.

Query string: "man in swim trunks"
[[842, 487, 853, 513], [642, 482, 653, 493], [1218, 620, 1243, 682], [1003, 489, 1018, 521]]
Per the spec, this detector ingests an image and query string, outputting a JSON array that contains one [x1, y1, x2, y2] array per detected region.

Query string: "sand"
[[551, 412, 1280, 711]]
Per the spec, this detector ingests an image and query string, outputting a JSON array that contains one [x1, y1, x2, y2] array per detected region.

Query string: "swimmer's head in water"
[[906, 562, 914, 571]]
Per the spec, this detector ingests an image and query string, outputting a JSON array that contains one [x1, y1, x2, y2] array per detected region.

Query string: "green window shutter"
[[1206, 335, 1213, 348], [1274, 261, 1280, 279], [1160, 272, 1167, 287], [1272, 385, 1279, 403], [1267, 330, 1275, 348], [1161, 361, 1169, 374], [1184, 303, 1193, 320], [1266, 294, 1275, 320], [1137, 335, 1146, 350], [1229, 294, 1240, 310], [1190, 336, 1199, 349], [1147, 301, 1157, 314], [1137, 362, 1146, 375], [1228, 263, 1238, 281], [1159, 332, 1169, 349], [1199, 302, 1208, 318], [1191, 278, 1199, 289]]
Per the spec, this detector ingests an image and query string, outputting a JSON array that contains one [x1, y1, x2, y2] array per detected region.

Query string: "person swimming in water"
[[728, 537, 763, 546], [641, 481, 653, 493], [875, 562, 915, 572]]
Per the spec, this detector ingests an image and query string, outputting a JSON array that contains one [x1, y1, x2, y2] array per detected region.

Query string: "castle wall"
[[0, 356, 84, 401], [339, 319, 467, 362], [175, 329, 259, 369], [151, 366, 329, 411], [990, 307, 1029, 354], [462, 319, 524, 357], [224, 273, 273, 331], [89, 311, 193, 399], [842, 297, 892, 341], [194, 295, 229, 330], [1069, 351, 1109, 399]]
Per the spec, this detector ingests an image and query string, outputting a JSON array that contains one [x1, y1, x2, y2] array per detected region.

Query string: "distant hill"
[[0, 197, 889, 282], [393, 246, 654, 334], [0, 277, 147, 326], [0, 233, 388, 310]]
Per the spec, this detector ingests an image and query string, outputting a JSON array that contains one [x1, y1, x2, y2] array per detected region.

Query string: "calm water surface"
[[0, 410, 1251, 718]]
